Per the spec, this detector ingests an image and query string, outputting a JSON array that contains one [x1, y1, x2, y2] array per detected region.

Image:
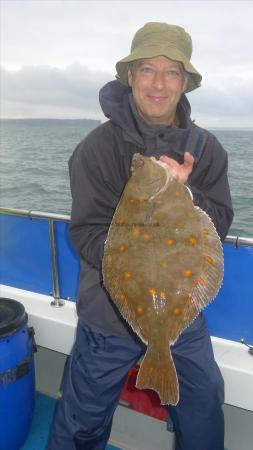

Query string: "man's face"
[[128, 55, 186, 126]]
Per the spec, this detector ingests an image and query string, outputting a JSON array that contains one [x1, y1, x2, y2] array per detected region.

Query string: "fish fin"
[[165, 206, 224, 344], [136, 346, 179, 406], [191, 206, 224, 311]]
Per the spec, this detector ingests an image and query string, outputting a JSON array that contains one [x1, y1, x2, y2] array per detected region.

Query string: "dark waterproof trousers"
[[46, 313, 224, 450]]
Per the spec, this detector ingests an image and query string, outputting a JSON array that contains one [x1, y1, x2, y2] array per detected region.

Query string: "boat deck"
[[20, 392, 122, 450], [20, 392, 233, 450]]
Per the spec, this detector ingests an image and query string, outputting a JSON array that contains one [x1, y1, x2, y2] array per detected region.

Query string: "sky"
[[1, 0, 253, 128]]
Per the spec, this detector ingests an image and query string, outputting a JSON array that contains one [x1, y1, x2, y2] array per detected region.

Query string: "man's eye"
[[167, 69, 181, 78], [140, 67, 153, 74]]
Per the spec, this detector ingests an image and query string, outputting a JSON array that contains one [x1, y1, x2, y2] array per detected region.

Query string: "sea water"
[[0, 119, 252, 238]]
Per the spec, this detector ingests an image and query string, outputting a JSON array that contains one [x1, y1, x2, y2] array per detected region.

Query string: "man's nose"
[[152, 71, 165, 90]]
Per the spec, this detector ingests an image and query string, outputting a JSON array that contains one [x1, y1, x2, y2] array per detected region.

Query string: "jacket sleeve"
[[188, 134, 234, 241], [68, 132, 127, 270]]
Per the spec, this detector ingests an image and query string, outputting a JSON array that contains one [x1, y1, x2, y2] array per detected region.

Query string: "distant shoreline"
[[0, 117, 100, 123], [1, 118, 252, 132], [0, 118, 101, 128]]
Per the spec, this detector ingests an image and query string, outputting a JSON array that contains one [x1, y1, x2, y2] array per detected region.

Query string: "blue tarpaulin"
[[0, 214, 79, 300], [205, 244, 253, 344]]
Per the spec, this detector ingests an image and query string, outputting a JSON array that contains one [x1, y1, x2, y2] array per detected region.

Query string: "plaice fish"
[[102, 153, 223, 405]]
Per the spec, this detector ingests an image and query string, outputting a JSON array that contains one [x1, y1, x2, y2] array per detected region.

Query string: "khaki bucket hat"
[[116, 22, 202, 93]]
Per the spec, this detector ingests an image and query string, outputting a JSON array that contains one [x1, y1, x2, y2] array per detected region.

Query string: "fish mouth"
[[132, 153, 144, 168]]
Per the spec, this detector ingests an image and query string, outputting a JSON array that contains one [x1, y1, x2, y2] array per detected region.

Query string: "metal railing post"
[[48, 218, 64, 307]]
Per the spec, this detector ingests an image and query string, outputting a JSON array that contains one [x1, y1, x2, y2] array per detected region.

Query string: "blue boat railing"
[[1, 207, 253, 344]]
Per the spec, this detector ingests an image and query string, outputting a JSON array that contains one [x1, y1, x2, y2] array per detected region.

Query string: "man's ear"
[[128, 69, 133, 87]]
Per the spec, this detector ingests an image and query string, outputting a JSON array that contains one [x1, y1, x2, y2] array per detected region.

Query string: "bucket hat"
[[116, 22, 202, 93]]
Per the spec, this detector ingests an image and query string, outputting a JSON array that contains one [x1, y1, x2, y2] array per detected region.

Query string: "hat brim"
[[116, 45, 201, 93]]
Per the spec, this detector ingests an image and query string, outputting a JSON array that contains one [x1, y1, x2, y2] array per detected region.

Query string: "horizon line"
[[0, 117, 252, 131]]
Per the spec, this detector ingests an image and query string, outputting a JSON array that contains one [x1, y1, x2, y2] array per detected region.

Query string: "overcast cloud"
[[1, 0, 253, 128]]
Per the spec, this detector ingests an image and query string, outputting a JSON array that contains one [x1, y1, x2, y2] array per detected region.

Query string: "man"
[[47, 23, 233, 450]]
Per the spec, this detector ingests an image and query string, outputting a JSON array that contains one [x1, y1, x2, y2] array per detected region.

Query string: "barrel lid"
[[0, 298, 27, 337]]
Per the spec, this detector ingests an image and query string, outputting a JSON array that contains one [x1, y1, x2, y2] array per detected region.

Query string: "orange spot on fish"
[[149, 288, 156, 296], [160, 291, 166, 298], [124, 271, 132, 280], [187, 296, 194, 305], [188, 236, 197, 246], [203, 229, 209, 236], [198, 277, 206, 286], [166, 239, 174, 246], [132, 228, 140, 235], [117, 218, 125, 225], [183, 269, 192, 277], [137, 306, 144, 313], [118, 244, 126, 252], [161, 260, 168, 268], [206, 256, 214, 264], [129, 197, 134, 203], [143, 233, 150, 240], [175, 191, 180, 197], [119, 292, 126, 301], [173, 307, 181, 315]]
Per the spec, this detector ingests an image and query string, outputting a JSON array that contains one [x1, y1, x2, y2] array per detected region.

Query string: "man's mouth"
[[147, 95, 167, 103]]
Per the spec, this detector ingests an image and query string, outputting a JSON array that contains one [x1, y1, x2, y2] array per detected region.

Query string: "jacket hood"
[[99, 80, 206, 160]]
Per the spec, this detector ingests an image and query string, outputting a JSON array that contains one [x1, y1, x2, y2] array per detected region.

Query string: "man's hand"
[[159, 152, 194, 184]]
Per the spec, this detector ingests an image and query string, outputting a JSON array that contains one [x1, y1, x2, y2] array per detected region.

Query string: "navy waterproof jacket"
[[68, 80, 234, 338]]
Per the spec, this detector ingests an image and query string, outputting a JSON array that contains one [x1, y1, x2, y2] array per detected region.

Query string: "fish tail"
[[136, 346, 179, 405]]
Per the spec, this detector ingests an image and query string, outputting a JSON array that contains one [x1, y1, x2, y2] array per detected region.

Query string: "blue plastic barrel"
[[0, 298, 36, 450]]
